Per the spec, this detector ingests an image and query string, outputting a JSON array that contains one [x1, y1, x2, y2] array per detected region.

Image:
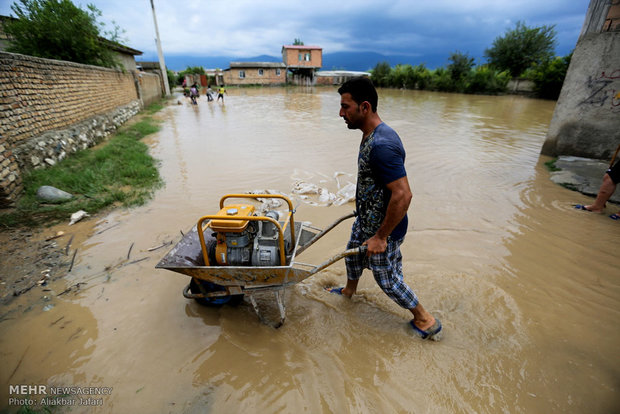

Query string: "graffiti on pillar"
[[580, 69, 620, 113]]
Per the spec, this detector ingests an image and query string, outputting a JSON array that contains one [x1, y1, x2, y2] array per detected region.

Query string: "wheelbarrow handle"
[[348, 245, 368, 256], [306, 245, 367, 277], [296, 211, 356, 256]]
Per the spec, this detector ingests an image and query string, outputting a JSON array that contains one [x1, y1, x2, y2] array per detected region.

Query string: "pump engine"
[[207, 204, 290, 267]]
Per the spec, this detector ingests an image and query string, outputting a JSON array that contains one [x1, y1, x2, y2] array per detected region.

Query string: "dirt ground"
[[0, 217, 98, 314], [0, 105, 168, 314], [0, 227, 68, 304]]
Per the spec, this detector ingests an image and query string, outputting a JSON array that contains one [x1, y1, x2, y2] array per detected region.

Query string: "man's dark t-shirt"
[[355, 122, 408, 241]]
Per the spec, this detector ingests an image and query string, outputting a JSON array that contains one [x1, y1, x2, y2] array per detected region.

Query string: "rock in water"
[[36, 185, 73, 202]]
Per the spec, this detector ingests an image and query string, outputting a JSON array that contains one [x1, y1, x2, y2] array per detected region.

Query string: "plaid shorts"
[[345, 219, 419, 309]]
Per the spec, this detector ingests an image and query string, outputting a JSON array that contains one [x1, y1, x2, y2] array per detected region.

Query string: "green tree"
[[447, 51, 475, 92], [448, 52, 474, 80], [3, 0, 123, 68], [293, 38, 304, 45], [370, 61, 391, 87], [166, 69, 176, 90], [182, 66, 206, 75], [176, 66, 206, 86], [526, 53, 572, 99], [484, 21, 557, 77]]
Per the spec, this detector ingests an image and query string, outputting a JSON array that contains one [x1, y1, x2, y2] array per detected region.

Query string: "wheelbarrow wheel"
[[189, 278, 244, 307]]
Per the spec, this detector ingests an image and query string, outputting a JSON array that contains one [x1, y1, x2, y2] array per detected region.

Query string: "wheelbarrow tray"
[[156, 205, 359, 327], [155, 221, 320, 290]]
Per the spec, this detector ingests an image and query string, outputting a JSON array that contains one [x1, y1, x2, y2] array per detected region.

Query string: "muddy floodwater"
[[1, 87, 619, 413]]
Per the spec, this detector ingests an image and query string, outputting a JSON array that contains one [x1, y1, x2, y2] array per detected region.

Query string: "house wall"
[[315, 72, 370, 86], [315, 75, 336, 85], [0, 51, 159, 207], [282, 48, 322, 68], [115, 52, 138, 72], [506, 78, 535, 95], [137, 71, 163, 106], [223, 67, 286, 85]]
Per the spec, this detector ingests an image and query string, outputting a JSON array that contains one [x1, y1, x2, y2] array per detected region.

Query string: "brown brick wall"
[[0, 52, 138, 148], [282, 47, 322, 68], [603, 3, 620, 31], [223, 67, 286, 85], [0, 51, 146, 207], [137, 72, 163, 106]]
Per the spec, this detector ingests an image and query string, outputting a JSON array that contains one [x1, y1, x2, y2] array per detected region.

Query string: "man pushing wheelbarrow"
[[330, 77, 442, 341]]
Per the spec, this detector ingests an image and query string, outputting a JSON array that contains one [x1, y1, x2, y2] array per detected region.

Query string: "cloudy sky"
[[1, 0, 591, 62]]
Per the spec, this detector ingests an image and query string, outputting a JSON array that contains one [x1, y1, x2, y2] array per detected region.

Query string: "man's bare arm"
[[364, 176, 412, 255]]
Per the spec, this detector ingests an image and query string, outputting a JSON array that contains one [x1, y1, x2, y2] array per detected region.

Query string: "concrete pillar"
[[541, 1, 620, 160], [579, 0, 611, 41]]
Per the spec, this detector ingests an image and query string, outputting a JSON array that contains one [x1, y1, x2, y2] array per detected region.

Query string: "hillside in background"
[[144, 51, 455, 72], [322, 51, 449, 71]]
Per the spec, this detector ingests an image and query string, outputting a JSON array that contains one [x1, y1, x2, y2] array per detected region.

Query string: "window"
[[276, 69, 281, 76], [258, 69, 264, 76], [298, 53, 303, 61], [239, 70, 245, 79], [304, 53, 311, 61]]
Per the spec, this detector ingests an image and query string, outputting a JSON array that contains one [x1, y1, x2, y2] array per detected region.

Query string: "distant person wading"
[[217, 85, 226, 102], [189, 83, 199, 105]]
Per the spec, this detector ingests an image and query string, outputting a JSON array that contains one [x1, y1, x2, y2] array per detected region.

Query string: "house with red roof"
[[281, 45, 323, 85], [221, 44, 323, 86]]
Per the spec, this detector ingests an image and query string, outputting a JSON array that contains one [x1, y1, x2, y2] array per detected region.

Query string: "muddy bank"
[[0, 218, 100, 320], [0, 228, 71, 306], [0, 104, 168, 315]]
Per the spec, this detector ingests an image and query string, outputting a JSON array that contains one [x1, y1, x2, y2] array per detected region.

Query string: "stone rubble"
[[13, 101, 141, 172]]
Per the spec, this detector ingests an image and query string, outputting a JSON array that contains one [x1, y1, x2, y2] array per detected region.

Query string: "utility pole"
[[150, 0, 170, 95]]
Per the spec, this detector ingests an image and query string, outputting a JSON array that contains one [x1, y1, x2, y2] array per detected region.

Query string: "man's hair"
[[338, 76, 378, 112]]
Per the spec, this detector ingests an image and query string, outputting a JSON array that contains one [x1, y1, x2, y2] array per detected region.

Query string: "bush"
[[388, 64, 417, 89], [430, 67, 453, 92], [167, 69, 176, 90], [4, 0, 123, 68], [413, 64, 432, 90], [526, 53, 572, 100], [465, 66, 510, 94], [369, 60, 508, 95], [371, 61, 391, 87]]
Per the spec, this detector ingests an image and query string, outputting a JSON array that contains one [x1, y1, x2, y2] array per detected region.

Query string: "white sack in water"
[[291, 180, 320, 195], [292, 174, 356, 207], [333, 171, 353, 189], [318, 188, 336, 206], [334, 182, 356, 205], [247, 189, 284, 209], [249, 172, 355, 209], [69, 210, 89, 225]]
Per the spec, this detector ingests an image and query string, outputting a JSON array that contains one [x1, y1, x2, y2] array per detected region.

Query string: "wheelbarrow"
[[156, 193, 363, 327]]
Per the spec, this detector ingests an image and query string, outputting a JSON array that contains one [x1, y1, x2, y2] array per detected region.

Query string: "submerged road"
[[1, 87, 618, 413]]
